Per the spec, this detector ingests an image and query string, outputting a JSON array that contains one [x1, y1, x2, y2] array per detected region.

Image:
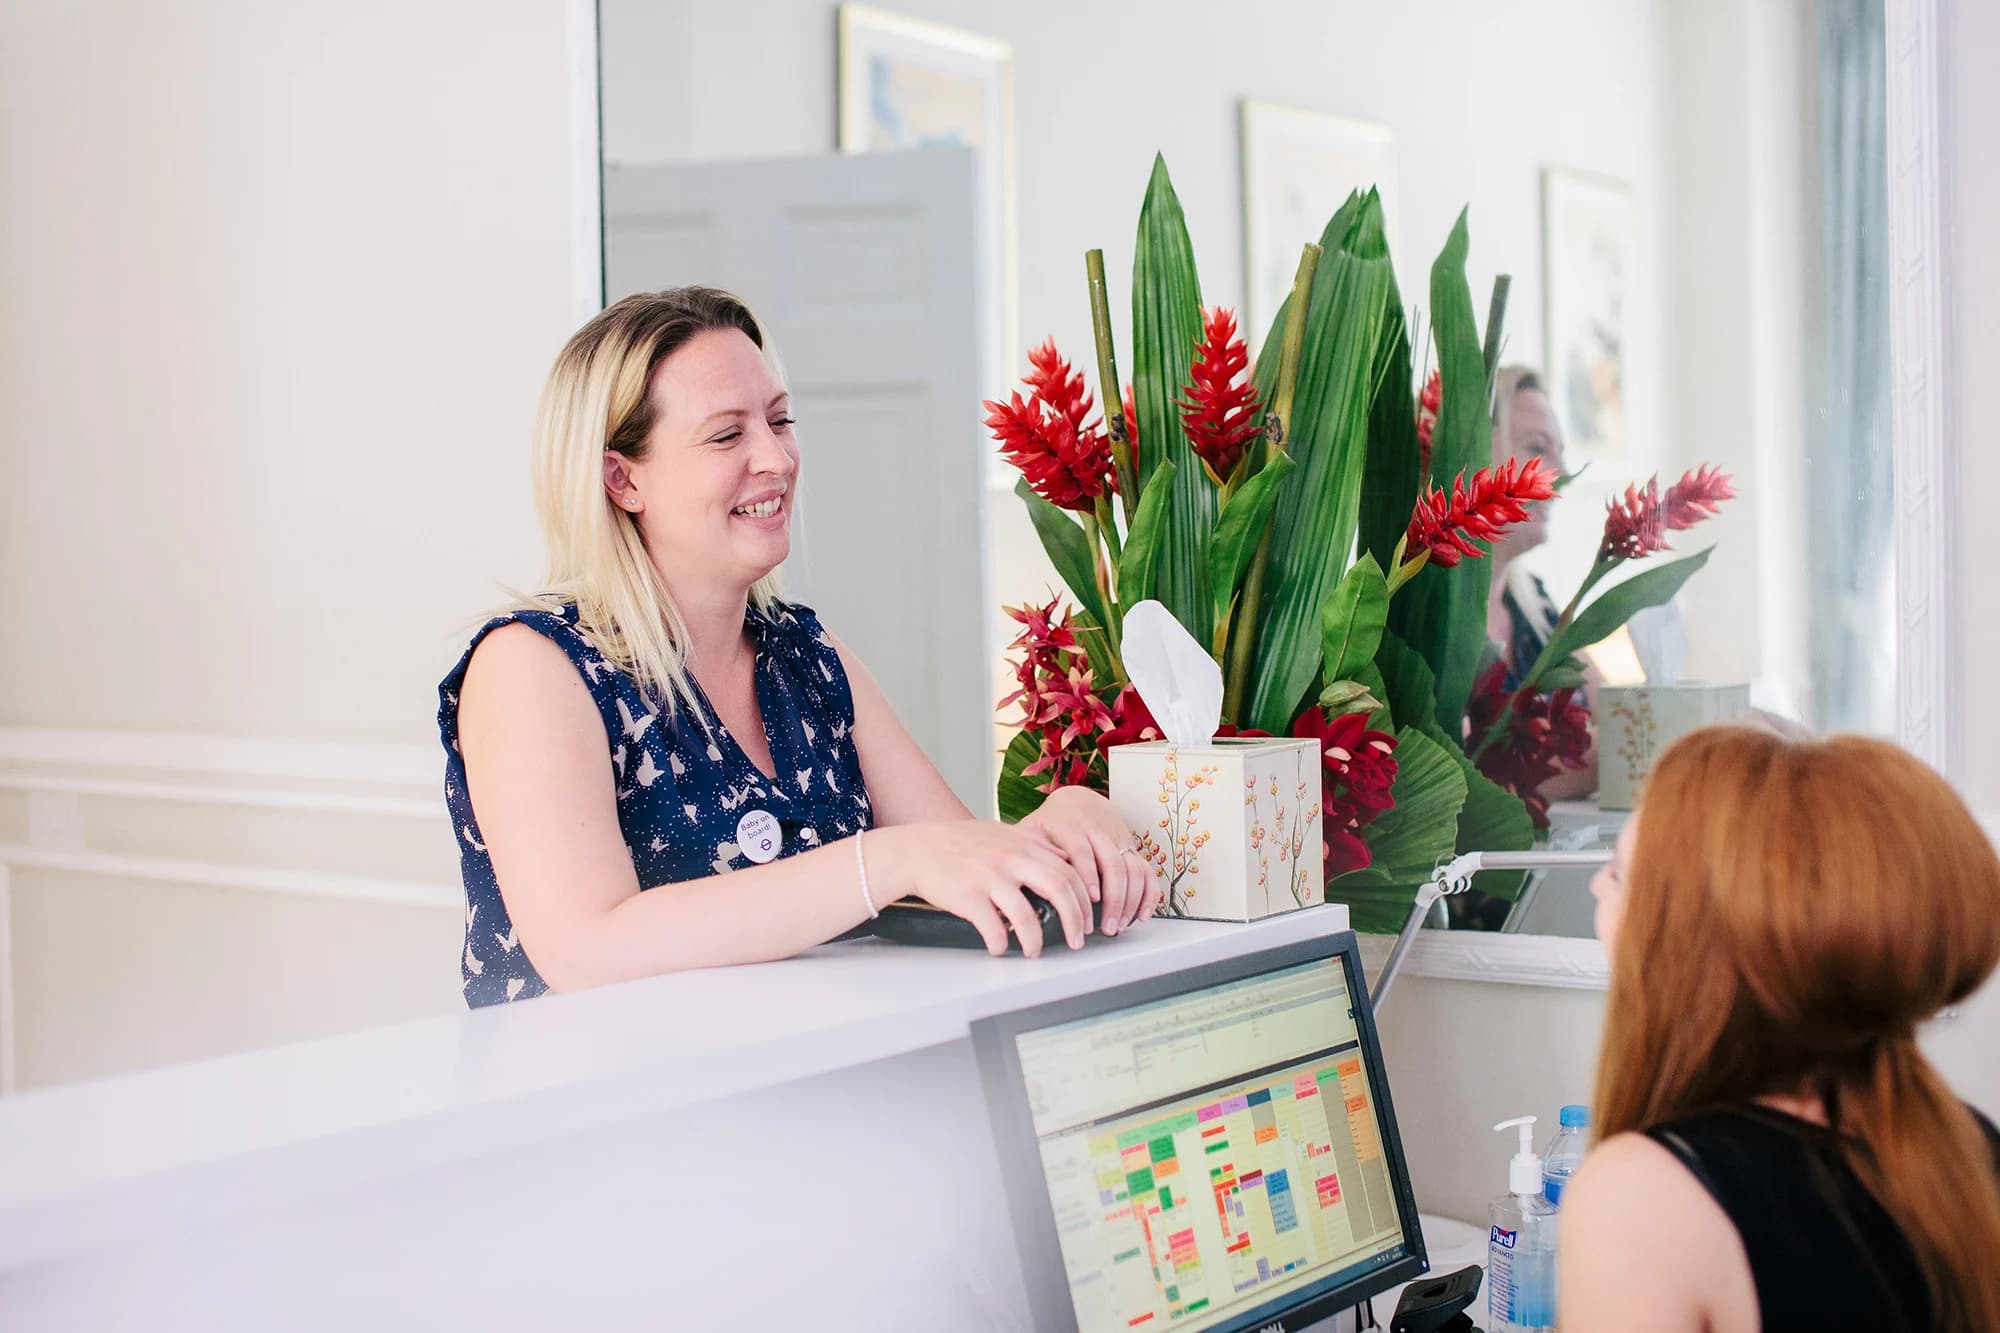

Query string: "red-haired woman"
[[1561, 727, 2000, 1331]]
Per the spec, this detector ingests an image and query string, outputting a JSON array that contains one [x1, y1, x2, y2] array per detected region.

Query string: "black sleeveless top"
[[1645, 1103, 2000, 1331]]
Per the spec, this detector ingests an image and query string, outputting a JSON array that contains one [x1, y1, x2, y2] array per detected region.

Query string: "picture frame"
[[1541, 166, 1635, 460], [837, 5, 1016, 387], [1239, 101, 1397, 351]]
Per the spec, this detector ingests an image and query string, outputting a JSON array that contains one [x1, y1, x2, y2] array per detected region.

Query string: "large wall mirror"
[[597, 0, 1916, 962]]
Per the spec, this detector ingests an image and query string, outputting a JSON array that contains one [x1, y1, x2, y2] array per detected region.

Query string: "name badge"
[[737, 809, 781, 864]]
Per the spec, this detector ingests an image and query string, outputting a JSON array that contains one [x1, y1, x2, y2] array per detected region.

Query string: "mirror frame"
[[574, 0, 1956, 993]]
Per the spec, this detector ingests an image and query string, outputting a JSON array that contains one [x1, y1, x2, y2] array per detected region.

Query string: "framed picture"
[[1541, 167, 1634, 459], [1239, 101, 1397, 351], [837, 5, 1015, 385]]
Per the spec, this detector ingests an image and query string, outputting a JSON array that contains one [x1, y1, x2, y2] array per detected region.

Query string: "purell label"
[[1490, 1225, 1518, 1250]]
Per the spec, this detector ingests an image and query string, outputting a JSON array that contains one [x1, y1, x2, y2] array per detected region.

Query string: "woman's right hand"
[[866, 821, 1091, 957]]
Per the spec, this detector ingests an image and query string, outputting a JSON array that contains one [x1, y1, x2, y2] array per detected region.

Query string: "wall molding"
[[0, 728, 455, 912], [1887, 0, 1957, 783], [1360, 930, 1610, 993]]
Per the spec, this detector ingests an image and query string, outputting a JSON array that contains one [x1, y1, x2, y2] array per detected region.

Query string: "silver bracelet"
[[855, 827, 878, 919]]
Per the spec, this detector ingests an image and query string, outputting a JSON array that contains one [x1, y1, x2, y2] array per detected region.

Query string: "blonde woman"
[[440, 289, 1156, 1007], [1561, 727, 2000, 1330]]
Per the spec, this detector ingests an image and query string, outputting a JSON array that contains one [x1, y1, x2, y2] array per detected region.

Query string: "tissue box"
[[1596, 682, 1751, 809], [1109, 738, 1324, 922]]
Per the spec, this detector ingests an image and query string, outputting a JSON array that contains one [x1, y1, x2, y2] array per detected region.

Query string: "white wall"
[[0, 0, 587, 1084], [0, 0, 578, 746]]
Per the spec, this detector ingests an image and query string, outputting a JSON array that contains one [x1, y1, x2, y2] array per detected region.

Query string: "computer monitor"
[[972, 932, 1428, 1333]]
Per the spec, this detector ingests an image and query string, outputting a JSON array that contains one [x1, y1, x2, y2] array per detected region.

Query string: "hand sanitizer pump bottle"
[[1488, 1116, 1558, 1333]]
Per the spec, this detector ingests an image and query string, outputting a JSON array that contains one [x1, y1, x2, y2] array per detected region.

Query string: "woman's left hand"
[[1019, 786, 1159, 936]]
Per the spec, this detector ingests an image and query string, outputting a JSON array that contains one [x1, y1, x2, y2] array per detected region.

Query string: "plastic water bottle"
[[1489, 1116, 1558, 1333], [1541, 1105, 1591, 1208]]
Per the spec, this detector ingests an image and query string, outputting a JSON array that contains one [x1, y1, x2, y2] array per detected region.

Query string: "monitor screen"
[[973, 935, 1426, 1333]]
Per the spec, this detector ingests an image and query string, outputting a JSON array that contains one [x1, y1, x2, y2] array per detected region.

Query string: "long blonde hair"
[[1594, 726, 2000, 1330], [527, 288, 781, 716]]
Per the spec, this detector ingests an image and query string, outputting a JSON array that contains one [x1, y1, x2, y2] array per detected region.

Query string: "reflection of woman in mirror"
[[1563, 726, 2000, 1330], [1486, 365, 1597, 801], [439, 289, 1156, 1007]]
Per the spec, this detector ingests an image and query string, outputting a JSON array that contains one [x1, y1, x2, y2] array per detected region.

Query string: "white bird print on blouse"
[[669, 752, 686, 777], [801, 719, 817, 745], [612, 744, 627, 777], [462, 824, 487, 852], [464, 942, 485, 976], [494, 925, 519, 953], [796, 767, 813, 793], [505, 978, 526, 1001], [824, 768, 842, 793], [634, 749, 663, 787], [832, 720, 849, 742], [580, 655, 613, 685], [617, 697, 657, 742], [650, 835, 668, 852], [706, 741, 724, 762], [711, 840, 740, 874], [683, 803, 699, 821]]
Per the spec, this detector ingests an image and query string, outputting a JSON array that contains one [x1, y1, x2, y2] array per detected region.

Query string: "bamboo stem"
[[1093, 494, 1123, 567], [1222, 242, 1321, 724], [1086, 250, 1139, 527]]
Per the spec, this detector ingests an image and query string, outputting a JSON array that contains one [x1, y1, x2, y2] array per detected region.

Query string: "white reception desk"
[[0, 905, 1353, 1331]]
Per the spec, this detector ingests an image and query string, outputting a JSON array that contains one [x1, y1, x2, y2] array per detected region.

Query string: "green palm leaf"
[[1243, 191, 1398, 732], [1385, 210, 1494, 738], [1130, 155, 1212, 634]]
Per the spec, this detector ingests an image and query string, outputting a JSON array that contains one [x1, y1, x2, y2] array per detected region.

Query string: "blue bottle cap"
[[1559, 1104, 1591, 1127]]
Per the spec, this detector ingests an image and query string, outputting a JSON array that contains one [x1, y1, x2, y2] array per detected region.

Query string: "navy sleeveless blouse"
[[437, 599, 873, 1008]]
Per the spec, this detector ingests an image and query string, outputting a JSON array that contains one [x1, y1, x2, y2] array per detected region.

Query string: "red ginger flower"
[[1664, 464, 1735, 529], [1291, 706, 1399, 879], [1179, 308, 1264, 484], [1467, 661, 1592, 830], [1599, 464, 1734, 561], [984, 339, 1113, 513], [1000, 596, 1113, 793], [1415, 368, 1443, 473], [1404, 457, 1559, 569], [1122, 384, 1140, 464]]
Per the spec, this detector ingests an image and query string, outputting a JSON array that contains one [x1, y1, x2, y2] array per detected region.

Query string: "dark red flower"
[[1415, 368, 1442, 474], [1466, 661, 1592, 829], [1404, 457, 1558, 569], [1216, 722, 1271, 739], [1325, 826, 1374, 879], [984, 340, 1113, 513], [1179, 308, 1264, 484], [1291, 706, 1399, 881], [1096, 685, 1163, 752], [1001, 597, 1113, 794]]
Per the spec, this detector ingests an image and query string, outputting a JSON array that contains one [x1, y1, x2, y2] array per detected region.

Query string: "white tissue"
[[1120, 600, 1223, 745], [1626, 602, 1688, 685]]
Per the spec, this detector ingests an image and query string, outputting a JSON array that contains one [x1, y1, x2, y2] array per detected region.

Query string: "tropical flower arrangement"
[[991, 156, 1731, 930]]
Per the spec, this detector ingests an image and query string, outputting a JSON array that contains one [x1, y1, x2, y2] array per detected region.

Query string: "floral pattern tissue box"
[[1596, 683, 1751, 810], [1109, 738, 1324, 921]]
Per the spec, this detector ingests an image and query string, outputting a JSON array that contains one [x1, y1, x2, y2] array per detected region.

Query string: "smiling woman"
[[441, 288, 1160, 1005]]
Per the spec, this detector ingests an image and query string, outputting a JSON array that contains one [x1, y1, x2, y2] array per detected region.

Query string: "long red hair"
[[1593, 726, 2000, 1331]]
